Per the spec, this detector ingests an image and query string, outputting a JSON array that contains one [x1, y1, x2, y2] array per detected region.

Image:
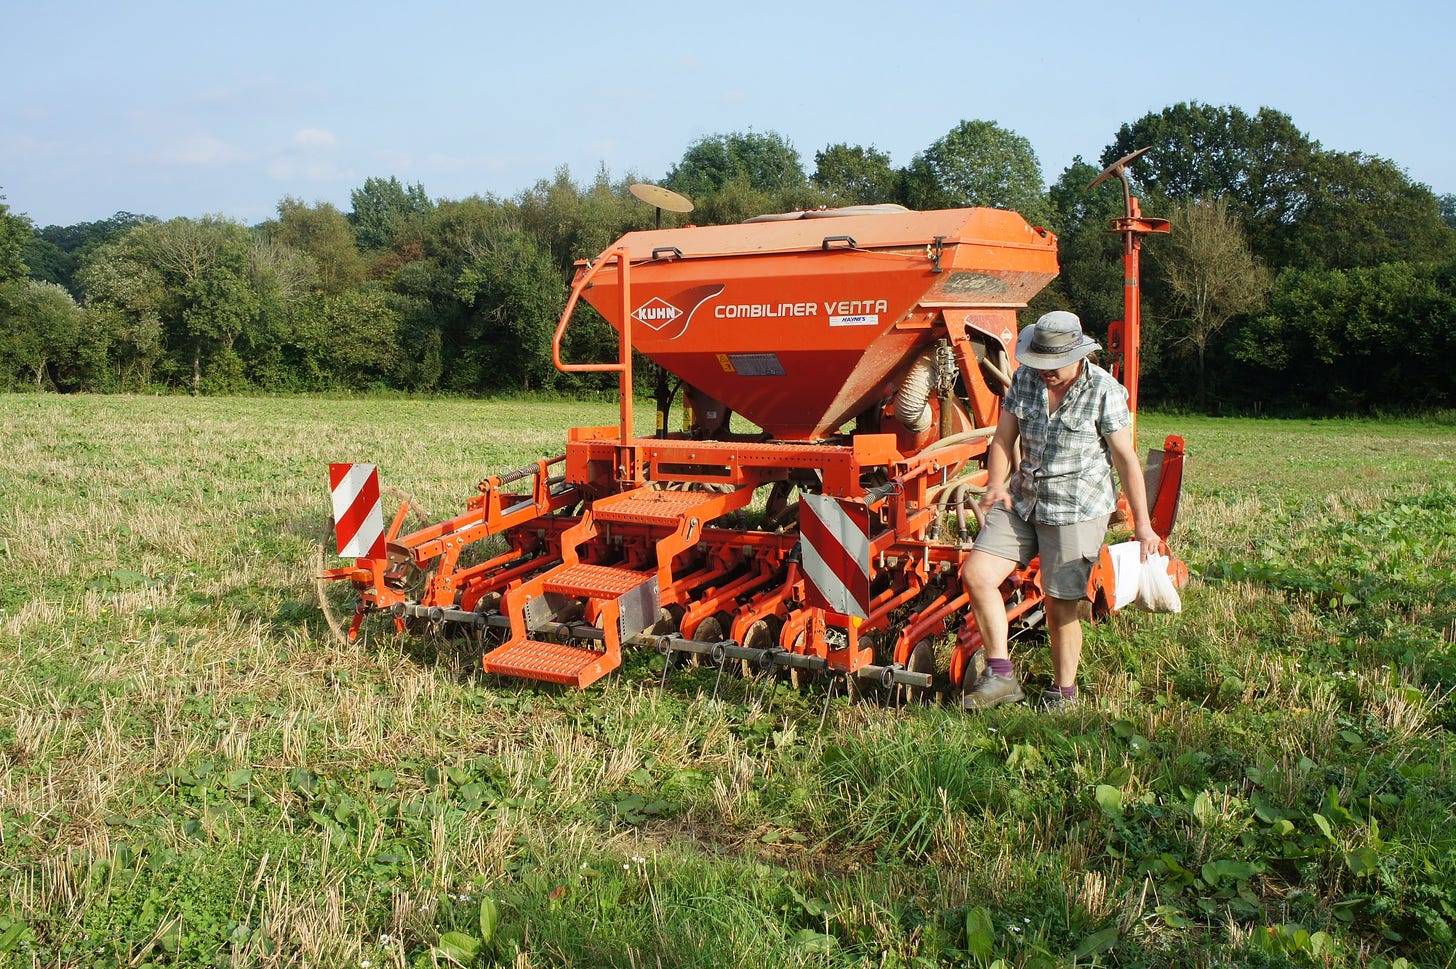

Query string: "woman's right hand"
[[979, 487, 1013, 513]]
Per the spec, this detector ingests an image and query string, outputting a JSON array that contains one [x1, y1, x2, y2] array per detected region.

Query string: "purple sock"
[[987, 658, 1014, 678], [1059, 685, 1078, 699]]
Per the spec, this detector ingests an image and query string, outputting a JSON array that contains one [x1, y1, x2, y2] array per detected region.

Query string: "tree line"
[[2, 101, 1454, 412]]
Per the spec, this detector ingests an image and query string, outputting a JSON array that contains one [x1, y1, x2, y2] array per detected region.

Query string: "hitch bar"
[[656, 633, 830, 673], [394, 603, 504, 628], [854, 663, 933, 689]]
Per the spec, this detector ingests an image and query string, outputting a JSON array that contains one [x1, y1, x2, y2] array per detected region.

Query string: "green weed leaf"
[[965, 905, 995, 959], [0, 916, 31, 952], [1006, 743, 1043, 772], [1095, 785, 1123, 816], [288, 767, 319, 797], [787, 884, 831, 917], [479, 896, 499, 943], [1153, 904, 1194, 928], [1322, 785, 1358, 825], [1201, 859, 1256, 888], [434, 930, 481, 964], [1345, 846, 1381, 877], [1073, 925, 1120, 958], [788, 929, 835, 952]]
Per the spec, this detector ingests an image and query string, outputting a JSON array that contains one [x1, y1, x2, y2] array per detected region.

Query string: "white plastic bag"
[[1106, 540, 1142, 611], [1134, 552, 1182, 613]]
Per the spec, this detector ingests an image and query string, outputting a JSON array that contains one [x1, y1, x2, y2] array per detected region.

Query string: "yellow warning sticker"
[[717, 353, 735, 373]]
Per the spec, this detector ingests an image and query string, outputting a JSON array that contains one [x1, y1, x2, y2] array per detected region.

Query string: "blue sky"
[[4, 0, 1452, 228]]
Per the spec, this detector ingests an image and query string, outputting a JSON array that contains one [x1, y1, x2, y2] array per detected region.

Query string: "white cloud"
[[183, 78, 304, 114], [292, 127, 337, 148], [266, 157, 349, 182], [266, 128, 347, 183], [0, 132, 68, 159], [422, 152, 487, 175], [372, 149, 416, 172], [170, 136, 247, 166]]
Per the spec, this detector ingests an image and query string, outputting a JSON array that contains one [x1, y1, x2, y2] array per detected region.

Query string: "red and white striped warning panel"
[[798, 493, 872, 620], [329, 463, 386, 559]]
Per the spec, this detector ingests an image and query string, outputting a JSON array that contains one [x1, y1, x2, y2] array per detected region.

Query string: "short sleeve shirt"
[[1004, 360, 1131, 525]]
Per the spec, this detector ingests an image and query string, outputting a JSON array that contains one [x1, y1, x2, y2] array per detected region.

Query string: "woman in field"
[[960, 311, 1160, 710]]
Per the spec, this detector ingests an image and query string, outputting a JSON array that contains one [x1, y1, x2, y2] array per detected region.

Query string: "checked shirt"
[[1003, 360, 1131, 525]]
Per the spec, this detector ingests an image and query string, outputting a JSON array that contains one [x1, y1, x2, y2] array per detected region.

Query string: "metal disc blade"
[[630, 183, 695, 213], [1087, 145, 1153, 190]]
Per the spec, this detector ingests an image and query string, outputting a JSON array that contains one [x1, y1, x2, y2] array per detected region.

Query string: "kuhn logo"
[[632, 298, 682, 331]]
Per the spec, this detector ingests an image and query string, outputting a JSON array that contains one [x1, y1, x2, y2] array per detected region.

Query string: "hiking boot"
[[1040, 689, 1081, 711], [962, 673, 1026, 710]]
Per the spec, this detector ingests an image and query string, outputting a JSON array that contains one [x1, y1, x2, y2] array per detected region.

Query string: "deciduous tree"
[[349, 177, 433, 252], [903, 120, 1052, 227], [0, 279, 92, 388], [1046, 158, 1130, 334], [812, 144, 902, 205], [76, 216, 262, 391], [74, 239, 166, 387], [1153, 198, 1270, 405], [454, 228, 566, 391], [134, 217, 258, 390], [514, 167, 656, 273], [295, 287, 402, 390], [21, 235, 68, 287], [29, 211, 156, 293], [1233, 258, 1456, 410], [1105, 103, 1315, 218], [1104, 102, 1455, 271], [690, 175, 783, 227], [665, 131, 808, 207], [1273, 151, 1455, 270], [249, 237, 317, 313], [264, 198, 365, 294], [0, 196, 30, 283]]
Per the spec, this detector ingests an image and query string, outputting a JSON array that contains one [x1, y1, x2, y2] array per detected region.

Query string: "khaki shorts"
[[972, 505, 1109, 600]]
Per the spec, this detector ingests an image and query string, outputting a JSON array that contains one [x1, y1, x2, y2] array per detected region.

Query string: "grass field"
[[1, 394, 1454, 968]]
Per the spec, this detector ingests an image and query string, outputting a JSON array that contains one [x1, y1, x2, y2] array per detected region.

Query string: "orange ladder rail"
[[553, 245, 635, 450]]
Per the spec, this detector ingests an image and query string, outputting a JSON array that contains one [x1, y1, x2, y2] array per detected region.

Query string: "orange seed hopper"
[[579, 207, 1058, 440]]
